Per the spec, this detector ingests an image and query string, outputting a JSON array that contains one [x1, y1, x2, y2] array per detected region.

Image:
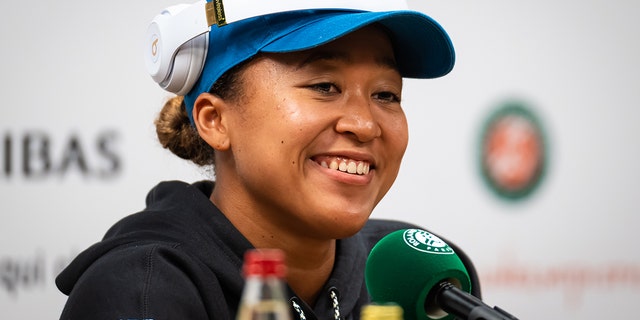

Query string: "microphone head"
[[365, 229, 472, 320]]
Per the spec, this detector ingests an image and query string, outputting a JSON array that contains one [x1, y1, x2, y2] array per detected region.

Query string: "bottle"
[[236, 249, 292, 320], [361, 303, 404, 320]]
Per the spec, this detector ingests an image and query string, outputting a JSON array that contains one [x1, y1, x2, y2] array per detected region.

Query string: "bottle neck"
[[239, 275, 289, 304], [237, 275, 291, 320]]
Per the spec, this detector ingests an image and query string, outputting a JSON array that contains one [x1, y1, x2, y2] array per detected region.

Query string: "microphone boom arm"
[[434, 282, 519, 320]]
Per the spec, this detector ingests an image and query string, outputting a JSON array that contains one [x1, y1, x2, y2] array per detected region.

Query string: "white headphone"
[[143, 0, 409, 95], [144, 2, 211, 96]]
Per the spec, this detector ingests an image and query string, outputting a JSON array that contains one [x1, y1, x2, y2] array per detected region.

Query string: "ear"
[[193, 93, 231, 151]]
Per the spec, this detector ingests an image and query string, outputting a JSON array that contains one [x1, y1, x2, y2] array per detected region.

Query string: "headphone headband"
[[144, 0, 409, 95], [216, 0, 408, 24]]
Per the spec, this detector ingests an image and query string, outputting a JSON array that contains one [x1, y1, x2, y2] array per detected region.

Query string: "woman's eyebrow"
[[295, 50, 399, 72]]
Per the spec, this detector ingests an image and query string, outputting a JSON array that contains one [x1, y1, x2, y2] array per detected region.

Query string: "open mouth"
[[312, 156, 372, 175]]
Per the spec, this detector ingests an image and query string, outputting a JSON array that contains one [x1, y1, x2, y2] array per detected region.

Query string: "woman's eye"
[[309, 82, 340, 94], [374, 91, 401, 103]]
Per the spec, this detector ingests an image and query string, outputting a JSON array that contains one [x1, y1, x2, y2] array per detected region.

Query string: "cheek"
[[273, 100, 326, 139], [384, 113, 409, 156], [238, 102, 313, 160]]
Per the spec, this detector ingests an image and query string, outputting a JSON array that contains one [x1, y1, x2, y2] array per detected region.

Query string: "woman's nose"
[[334, 93, 382, 142]]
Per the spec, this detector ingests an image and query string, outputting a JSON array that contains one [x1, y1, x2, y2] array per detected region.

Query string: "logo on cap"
[[403, 229, 454, 255]]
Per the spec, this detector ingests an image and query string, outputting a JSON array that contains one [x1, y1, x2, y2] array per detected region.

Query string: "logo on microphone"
[[403, 229, 454, 255]]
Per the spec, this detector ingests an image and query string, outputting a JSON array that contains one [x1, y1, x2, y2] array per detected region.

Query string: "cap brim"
[[185, 9, 455, 125], [261, 10, 455, 79]]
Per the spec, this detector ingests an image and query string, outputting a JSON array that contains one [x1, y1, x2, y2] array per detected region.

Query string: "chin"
[[334, 227, 366, 239], [320, 212, 371, 239]]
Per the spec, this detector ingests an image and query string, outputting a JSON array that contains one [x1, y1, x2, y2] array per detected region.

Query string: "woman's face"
[[212, 26, 408, 239]]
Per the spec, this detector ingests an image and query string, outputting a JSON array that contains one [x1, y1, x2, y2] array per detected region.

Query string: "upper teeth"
[[320, 157, 370, 175]]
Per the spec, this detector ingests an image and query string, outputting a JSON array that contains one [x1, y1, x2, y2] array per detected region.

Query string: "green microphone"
[[365, 229, 518, 320]]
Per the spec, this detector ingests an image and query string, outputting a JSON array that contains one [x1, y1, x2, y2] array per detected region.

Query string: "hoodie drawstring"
[[290, 287, 342, 320], [291, 299, 307, 320], [329, 287, 341, 320]]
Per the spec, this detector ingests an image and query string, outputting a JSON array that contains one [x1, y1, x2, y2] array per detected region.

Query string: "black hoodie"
[[56, 180, 480, 320]]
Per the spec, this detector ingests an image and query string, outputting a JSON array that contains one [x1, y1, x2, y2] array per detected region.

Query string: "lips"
[[312, 155, 371, 175]]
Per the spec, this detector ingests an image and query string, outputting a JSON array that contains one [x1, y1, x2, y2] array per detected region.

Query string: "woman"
[[56, 2, 479, 319]]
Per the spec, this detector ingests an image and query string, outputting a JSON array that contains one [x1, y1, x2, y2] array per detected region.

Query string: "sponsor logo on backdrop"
[[0, 250, 77, 297], [481, 255, 640, 308], [1, 129, 122, 298], [478, 100, 547, 201], [1, 129, 121, 180]]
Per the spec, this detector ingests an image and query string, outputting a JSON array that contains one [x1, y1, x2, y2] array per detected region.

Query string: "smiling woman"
[[198, 28, 408, 243], [54, 1, 479, 320]]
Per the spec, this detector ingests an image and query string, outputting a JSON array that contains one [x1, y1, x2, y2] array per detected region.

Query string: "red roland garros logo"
[[479, 101, 548, 201]]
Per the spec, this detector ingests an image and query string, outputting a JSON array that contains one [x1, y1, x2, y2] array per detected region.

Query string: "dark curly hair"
[[154, 58, 251, 166]]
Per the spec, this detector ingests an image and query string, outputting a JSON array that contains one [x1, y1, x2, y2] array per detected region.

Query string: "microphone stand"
[[435, 282, 519, 320]]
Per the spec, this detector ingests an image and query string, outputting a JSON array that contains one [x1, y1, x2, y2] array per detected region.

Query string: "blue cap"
[[184, 8, 455, 124]]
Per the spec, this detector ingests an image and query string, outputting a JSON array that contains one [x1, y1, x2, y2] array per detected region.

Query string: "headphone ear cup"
[[160, 33, 208, 95], [144, 3, 210, 95]]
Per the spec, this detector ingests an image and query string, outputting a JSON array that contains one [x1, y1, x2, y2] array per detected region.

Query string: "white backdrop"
[[1, 1, 638, 319]]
